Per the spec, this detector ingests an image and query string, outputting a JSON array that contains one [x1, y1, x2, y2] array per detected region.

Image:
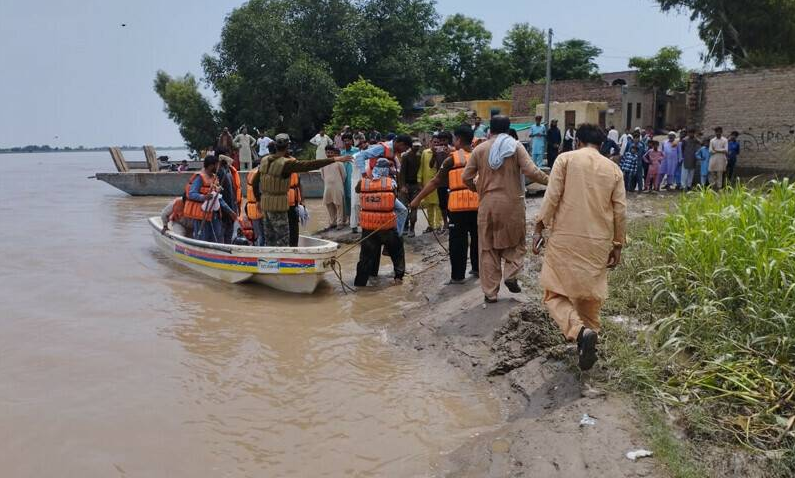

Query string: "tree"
[[429, 14, 513, 100], [327, 78, 401, 133], [629, 46, 688, 92], [153, 71, 218, 152], [656, 0, 795, 67], [551, 39, 602, 80], [356, 0, 438, 107], [503, 23, 546, 83]]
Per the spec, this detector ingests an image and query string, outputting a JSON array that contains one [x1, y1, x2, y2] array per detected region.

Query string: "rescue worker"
[[353, 159, 406, 287], [533, 123, 627, 371], [252, 134, 351, 247], [217, 155, 241, 244], [286, 160, 304, 247], [398, 139, 422, 237], [410, 125, 479, 284], [462, 116, 548, 303], [159, 194, 193, 237], [245, 166, 265, 246], [183, 155, 238, 242], [351, 134, 413, 235]]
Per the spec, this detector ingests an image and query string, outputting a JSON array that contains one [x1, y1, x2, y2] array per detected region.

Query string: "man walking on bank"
[[462, 116, 548, 303], [532, 124, 627, 371], [411, 125, 479, 284], [252, 134, 351, 246]]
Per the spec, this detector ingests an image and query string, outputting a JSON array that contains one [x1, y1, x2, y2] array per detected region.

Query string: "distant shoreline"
[[0, 147, 186, 154]]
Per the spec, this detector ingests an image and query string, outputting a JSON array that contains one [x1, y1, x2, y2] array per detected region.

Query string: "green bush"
[[606, 181, 795, 454], [327, 78, 401, 134]]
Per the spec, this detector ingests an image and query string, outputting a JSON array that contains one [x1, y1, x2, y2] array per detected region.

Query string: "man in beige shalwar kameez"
[[533, 124, 627, 370], [463, 116, 548, 303]]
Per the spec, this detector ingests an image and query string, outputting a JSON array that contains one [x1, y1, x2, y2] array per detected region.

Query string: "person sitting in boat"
[[184, 155, 238, 243], [353, 159, 406, 287], [159, 193, 193, 237], [177, 160, 189, 172], [252, 133, 352, 247]]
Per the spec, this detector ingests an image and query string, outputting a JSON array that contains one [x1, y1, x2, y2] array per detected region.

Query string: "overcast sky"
[[0, 0, 704, 148]]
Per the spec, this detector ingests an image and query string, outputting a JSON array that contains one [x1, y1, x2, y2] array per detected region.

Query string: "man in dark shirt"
[[398, 140, 422, 237], [546, 119, 562, 168], [680, 128, 702, 191], [216, 156, 239, 244], [410, 125, 478, 284]]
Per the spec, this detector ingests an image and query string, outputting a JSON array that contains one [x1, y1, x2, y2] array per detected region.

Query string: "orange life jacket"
[[379, 141, 392, 159], [169, 197, 185, 222], [245, 168, 263, 220], [359, 177, 397, 231], [238, 216, 255, 242], [287, 173, 301, 207], [447, 149, 479, 212], [183, 172, 214, 220], [229, 165, 242, 212]]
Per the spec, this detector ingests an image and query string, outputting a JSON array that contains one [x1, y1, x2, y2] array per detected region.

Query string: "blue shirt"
[[696, 146, 710, 176], [352, 141, 392, 173], [728, 140, 740, 161], [188, 173, 234, 216], [530, 124, 546, 154]]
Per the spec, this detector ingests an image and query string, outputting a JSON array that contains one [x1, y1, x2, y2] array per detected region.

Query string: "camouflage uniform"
[[264, 211, 290, 247]]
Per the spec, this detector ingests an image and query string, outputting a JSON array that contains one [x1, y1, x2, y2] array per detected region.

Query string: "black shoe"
[[504, 279, 521, 293], [446, 279, 466, 285], [577, 327, 599, 371], [469, 270, 479, 278], [484, 296, 498, 303]]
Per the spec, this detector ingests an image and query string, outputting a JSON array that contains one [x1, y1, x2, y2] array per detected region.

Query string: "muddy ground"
[[318, 190, 678, 477]]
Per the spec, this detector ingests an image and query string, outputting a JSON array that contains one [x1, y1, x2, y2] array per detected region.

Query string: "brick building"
[[511, 72, 672, 133], [688, 66, 795, 172]]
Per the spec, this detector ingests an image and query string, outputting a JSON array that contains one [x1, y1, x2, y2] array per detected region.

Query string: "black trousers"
[[288, 206, 299, 247], [448, 211, 478, 281], [354, 229, 406, 286], [437, 187, 449, 221]]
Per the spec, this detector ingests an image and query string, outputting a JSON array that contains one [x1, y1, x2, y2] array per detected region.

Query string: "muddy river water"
[[0, 152, 502, 477]]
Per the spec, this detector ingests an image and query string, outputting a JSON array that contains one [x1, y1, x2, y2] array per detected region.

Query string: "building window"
[[626, 103, 633, 129], [636, 102, 642, 119]]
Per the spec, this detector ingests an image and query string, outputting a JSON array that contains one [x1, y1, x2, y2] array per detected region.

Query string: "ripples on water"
[[0, 151, 501, 477]]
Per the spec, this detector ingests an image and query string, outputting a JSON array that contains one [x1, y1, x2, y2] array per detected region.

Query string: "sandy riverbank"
[[315, 191, 676, 477]]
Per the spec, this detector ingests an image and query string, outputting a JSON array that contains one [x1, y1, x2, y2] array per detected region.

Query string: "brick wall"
[[691, 67, 795, 172], [511, 80, 624, 118]]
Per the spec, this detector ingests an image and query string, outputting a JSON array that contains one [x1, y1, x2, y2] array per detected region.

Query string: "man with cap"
[[252, 134, 352, 246]]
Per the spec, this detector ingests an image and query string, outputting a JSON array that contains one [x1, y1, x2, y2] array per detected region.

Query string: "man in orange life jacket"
[[411, 125, 479, 284], [252, 134, 351, 247], [351, 135, 412, 234], [159, 193, 193, 237], [184, 155, 239, 243], [353, 159, 406, 287]]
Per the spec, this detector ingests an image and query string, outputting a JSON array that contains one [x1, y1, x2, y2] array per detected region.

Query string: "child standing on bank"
[[696, 139, 711, 187], [643, 140, 664, 191]]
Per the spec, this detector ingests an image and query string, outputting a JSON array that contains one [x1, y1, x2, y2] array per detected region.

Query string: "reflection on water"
[[0, 152, 501, 477]]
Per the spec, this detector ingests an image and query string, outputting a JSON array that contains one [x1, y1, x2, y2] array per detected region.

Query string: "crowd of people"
[[159, 115, 747, 371]]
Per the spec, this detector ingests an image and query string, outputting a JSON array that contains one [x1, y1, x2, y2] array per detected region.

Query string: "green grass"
[[602, 180, 795, 474]]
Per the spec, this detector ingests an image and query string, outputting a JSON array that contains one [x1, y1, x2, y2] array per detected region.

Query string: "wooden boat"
[[148, 217, 339, 294]]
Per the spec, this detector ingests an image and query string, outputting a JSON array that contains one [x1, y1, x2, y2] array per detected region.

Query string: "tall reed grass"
[[606, 180, 795, 454]]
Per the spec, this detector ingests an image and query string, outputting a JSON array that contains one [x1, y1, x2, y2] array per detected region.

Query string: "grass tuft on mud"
[[603, 181, 795, 472]]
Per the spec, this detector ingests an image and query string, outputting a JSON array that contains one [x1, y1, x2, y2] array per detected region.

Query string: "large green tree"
[[551, 39, 602, 81], [153, 71, 218, 152], [430, 14, 513, 100], [656, 0, 795, 67], [327, 78, 401, 132], [629, 46, 688, 92], [502, 23, 547, 83]]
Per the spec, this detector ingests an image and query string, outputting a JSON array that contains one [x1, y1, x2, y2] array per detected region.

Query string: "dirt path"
[[318, 191, 678, 477]]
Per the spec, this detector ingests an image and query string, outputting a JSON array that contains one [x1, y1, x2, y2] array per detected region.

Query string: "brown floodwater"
[[0, 152, 502, 477]]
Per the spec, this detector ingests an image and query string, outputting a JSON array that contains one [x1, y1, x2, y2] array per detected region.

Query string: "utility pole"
[[544, 28, 553, 163], [544, 28, 553, 123]]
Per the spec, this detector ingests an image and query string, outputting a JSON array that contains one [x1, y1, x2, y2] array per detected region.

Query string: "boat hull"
[[149, 217, 338, 294], [98, 170, 324, 198]]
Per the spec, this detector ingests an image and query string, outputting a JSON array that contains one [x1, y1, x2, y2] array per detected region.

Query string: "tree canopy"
[[155, 0, 610, 151], [656, 0, 795, 68], [629, 46, 688, 92], [327, 78, 402, 133]]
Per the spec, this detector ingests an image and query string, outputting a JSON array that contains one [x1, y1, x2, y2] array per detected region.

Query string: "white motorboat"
[[148, 217, 339, 294]]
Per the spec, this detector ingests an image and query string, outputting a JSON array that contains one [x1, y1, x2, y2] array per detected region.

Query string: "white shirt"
[[257, 136, 272, 156], [310, 134, 334, 159]]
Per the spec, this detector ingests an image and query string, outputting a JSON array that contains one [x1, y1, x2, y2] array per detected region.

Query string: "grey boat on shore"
[[94, 146, 324, 198]]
